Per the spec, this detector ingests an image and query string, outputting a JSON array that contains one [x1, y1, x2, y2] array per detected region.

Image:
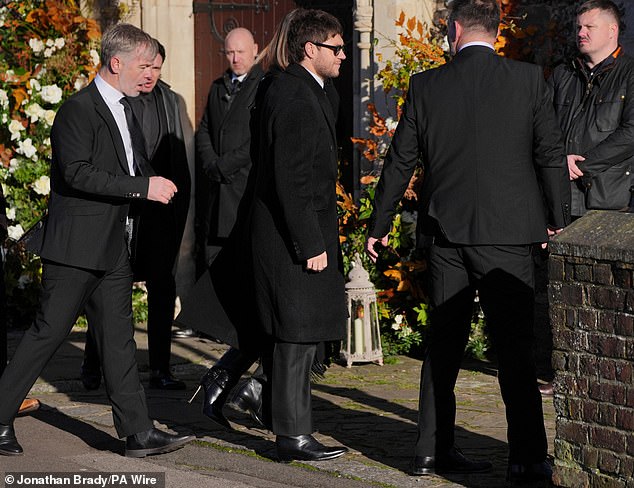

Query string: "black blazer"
[[371, 46, 571, 245], [195, 65, 264, 241], [250, 63, 347, 343], [41, 81, 149, 270]]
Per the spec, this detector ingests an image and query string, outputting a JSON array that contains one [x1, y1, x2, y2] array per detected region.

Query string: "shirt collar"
[[94, 73, 125, 105], [459, 41, 495, 52], [300, 65, 325, 88], [231, 72, 248, 83]]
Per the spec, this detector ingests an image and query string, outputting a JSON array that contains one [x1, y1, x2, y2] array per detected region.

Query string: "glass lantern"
[[341, 255, 383, 368]]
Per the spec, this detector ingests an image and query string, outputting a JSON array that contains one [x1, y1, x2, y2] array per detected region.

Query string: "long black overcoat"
[[249, 63, 347, 343]]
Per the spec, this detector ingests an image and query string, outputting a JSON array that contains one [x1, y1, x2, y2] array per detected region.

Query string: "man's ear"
[[109, 56, 121, 75], [304, 41, 316, 60]]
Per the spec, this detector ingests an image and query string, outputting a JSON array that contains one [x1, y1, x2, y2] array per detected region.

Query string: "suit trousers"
[[415, 241, 547, 464], [262, 341, 317, 436], [84, 264, 177, 374], [0, 243, 153, 437]]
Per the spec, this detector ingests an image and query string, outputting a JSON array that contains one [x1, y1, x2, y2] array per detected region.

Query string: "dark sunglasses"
[[311, 42, 345, 56]]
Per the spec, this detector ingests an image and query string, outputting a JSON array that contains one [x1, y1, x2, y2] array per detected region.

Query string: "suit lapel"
[[88, 82, 131, 175], [287, 64, 337, 145]]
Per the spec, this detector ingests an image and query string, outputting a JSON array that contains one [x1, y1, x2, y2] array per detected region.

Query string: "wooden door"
[[193, 0, 299, 124]]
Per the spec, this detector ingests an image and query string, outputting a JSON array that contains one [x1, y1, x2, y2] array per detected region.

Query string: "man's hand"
[[366, 235, 389, 262], [147, 177, 177, 204], [567, 154, 585, 180], [306, 251, 327, 272], [541, 227, 564, 249]]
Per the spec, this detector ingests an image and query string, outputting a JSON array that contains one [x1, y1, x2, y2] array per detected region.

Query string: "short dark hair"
[[448, 0, 501, 36], [577, 0, 623, 27], [287, 8, 343, 65]]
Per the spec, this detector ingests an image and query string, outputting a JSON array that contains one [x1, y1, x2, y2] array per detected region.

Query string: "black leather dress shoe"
[[276, 434, 348, 463], [410, 447, 493, 475], [149, 370, 186, 390], [125, 428, 194, 458], [172, 327, 198, 338], [229, 378, 266, 428], [80, 364, 101, 391], [539, 382, 554, 396], [507, 460, 553, 483], [0, 423, 23, 456]]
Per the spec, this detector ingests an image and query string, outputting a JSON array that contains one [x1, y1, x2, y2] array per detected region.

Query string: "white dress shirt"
[[94, 74, 136, 176]]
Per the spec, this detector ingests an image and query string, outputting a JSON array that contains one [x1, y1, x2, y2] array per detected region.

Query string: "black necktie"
[[231, 78, 241, 95], [120, 97, 152, 176]]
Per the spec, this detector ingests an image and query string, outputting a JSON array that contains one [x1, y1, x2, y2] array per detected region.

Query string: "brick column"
[[549, 211, 634, 487]]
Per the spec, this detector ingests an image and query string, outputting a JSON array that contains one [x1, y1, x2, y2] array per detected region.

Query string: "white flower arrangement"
[[40, 84, 63, 105], [29, 38, 45, 54], [16, 138, 38, 160], [32, 175, 50, 196], [8, 119, 25, 141], [7, 224, 25, 241]]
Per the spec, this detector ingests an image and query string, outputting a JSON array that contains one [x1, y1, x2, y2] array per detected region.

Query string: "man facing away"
[[81, 41, 192, 391], [250, 8, 349, 462], [367, 0, 570, 482], [550, 0, 634, 218], [0, 24, 193, 458]]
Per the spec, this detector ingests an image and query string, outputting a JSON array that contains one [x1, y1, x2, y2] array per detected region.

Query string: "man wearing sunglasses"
[[249, 8, 349, 463]]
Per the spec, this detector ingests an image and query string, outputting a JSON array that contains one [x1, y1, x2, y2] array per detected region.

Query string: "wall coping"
[[549, 210, 634, 263]]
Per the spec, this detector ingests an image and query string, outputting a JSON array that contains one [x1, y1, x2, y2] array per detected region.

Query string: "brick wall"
[[549, 211, 634, 488]]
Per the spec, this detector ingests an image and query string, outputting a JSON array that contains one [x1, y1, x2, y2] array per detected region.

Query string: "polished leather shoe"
[[188, 367, 233, 429], [229, 378, 266, 428], [276, 434, 348, 463], [410, 447, 493, 475], [80, 364, 101, 390], [539, 382, 554, 396], [507, 460, 553, 483], [17, 398, 41, 416], [125, 428, 194, 458], [0, 423, 23, 456], [172, 327, 198, 338], [149, 370, 186, 390]]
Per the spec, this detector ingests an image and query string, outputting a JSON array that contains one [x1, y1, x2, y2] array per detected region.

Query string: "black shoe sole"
[[277, 449, 347, 463], [125, 436, 194, 458], [0, 448, 24, 456]]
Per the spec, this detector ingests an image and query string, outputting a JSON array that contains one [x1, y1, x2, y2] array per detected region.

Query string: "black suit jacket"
[[195, 65, 264, 242], [250, 63, 347, 343], [40, 81, 149, 270], [371, 46, 571, 245]]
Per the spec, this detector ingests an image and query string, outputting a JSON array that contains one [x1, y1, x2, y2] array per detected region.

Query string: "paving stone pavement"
[[1, 324, 556, 488]]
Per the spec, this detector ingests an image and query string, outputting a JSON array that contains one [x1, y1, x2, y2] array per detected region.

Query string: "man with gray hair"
[[0, 23, 193, 458]]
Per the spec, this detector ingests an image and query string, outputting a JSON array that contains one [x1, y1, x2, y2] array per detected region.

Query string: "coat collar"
[[87, 81, 130, 175], [286, 63, 337, 143], [454, 44, 498, 59]]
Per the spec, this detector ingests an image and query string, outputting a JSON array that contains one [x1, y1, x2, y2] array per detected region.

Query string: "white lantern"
[[341, 255, 383, 368]]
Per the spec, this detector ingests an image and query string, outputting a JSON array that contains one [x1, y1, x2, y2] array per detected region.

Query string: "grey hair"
[[100, 23, 158, 70]]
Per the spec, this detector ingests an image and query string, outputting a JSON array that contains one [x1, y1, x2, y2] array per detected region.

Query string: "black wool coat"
[[195, 65, 264, 243], [249, 63, 347, 343]]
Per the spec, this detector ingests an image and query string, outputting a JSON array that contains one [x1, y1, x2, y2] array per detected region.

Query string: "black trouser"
[[262, 341, 317, 436], [84, 269, 176, 374], [0, 245, 153, 437], [415, 242, 547, 464]]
